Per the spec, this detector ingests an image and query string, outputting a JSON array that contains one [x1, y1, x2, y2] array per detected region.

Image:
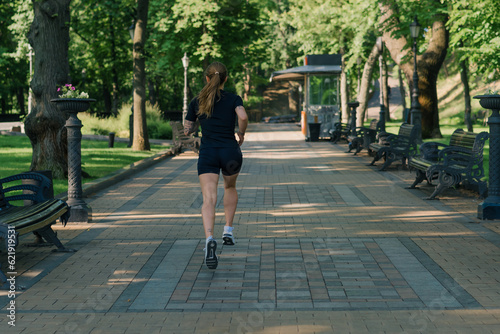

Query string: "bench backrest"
[[0, 172, 52, 210], [442, 130, 489, 177], [171, 121, 184, 140], [389, 123, 419, 157], [449, 128, 482, 149], [397, 123, 415, 137]]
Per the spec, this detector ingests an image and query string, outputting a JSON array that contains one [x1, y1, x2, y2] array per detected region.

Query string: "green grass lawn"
[[0, 135, 169, 196]]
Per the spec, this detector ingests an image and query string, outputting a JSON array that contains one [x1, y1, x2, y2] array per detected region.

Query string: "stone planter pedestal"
[[51, 98, 96, 223]]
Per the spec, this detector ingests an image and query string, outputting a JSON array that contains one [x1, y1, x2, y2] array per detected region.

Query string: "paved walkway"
[[1, 123, 500, 333]]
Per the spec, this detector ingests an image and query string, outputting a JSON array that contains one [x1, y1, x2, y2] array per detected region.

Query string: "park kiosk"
[[270, 54, 342, 141]]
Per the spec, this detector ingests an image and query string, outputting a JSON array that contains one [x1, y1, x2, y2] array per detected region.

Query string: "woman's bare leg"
[[222, 173, 239, 227], [199, 173, 219, 239]]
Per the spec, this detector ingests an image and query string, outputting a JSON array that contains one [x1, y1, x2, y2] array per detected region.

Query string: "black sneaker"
[[205, 239, 218, 269]]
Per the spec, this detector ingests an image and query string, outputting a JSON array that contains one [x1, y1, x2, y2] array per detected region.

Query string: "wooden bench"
[[407, 129, 489, 199], [369, 123, 419, 171], [347, 119, 380, 155], [171, 121, 200, 154], [329, 122, 351, 143], [0, 172, 72, 288]]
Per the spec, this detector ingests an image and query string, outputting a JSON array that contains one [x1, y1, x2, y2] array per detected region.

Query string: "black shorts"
[[198, 146, 243, 176]]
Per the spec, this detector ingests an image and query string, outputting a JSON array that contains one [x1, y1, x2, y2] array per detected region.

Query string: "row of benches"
[[332, 121, 489, 200]]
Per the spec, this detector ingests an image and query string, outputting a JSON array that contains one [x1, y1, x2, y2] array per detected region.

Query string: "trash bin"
[[308, 123, 321, 142]]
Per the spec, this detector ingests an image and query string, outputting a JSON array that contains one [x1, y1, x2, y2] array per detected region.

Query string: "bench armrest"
[[439, 146, 473, 166], [420, 142, 449, 161]]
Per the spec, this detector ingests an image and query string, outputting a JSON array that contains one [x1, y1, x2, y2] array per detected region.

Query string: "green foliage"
[[79, 102, 173, 139], [1, 0, 32, 114], [145, 103, 173, 139], [79, 107, 131, 138], [69, 0, 135, 115], [0, 0, 498, 132], [447, 0, 500, 82]]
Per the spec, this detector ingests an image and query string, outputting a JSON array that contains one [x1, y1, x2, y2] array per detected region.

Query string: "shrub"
[[80, 103, 173, 139]]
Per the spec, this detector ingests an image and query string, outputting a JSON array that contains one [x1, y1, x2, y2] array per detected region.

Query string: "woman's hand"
[[237, 131, 245, 146]]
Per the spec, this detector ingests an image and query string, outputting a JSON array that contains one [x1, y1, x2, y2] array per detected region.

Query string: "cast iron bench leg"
[[407, 170, 427, 189], [36, 225, 76, 252]]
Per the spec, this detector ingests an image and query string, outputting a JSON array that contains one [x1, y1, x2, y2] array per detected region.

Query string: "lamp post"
[[410, 16, 422, 142], [182, 53, 189, 124], [127, 21, 135, 148], [376, 37, 385, 132]]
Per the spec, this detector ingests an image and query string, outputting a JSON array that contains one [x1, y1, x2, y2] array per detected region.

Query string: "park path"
[[1, 123, 499, 333]]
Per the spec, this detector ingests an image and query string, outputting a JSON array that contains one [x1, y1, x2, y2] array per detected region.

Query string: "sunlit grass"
[[0, 135, 168, 196]]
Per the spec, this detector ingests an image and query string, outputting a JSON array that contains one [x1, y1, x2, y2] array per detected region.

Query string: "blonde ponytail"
[[198, 62, 227, 117]]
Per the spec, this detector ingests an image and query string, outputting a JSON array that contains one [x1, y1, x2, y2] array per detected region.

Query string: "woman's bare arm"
[[235, 106, 248, 146], [184, 120, 196, 135]]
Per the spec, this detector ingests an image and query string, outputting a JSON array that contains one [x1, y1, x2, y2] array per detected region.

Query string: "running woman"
[[184, 61, 248, 269]]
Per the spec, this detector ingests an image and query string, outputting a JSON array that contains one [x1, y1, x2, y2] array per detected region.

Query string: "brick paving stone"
[[2, 124, 500, 333]]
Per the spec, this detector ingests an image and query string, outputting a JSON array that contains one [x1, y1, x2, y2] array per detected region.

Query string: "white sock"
[[224, 226, 233, 233], [206, 236, 214, 243]]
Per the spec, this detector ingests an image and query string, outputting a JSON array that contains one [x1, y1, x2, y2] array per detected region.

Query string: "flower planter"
[[51, 98, 96, 113], [51, 98, 96, 223], [474, 94, 500, 111]]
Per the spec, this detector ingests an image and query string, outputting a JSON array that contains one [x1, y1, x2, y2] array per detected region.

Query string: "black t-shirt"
[[186, 90, 243, 148]]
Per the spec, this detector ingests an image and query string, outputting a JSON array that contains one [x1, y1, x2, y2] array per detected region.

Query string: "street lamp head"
[[182, 53, 189, 69], [357, 56, 362, 66], [410, 16, 421, 39], [128, 21, 135, 41], [376, 37, 384, 53]]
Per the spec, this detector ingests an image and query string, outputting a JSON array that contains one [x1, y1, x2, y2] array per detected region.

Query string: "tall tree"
[[460, 56, 473, 131], [379, 0, 448, 138], [1, 0, 32, 115], [132, 0, 150, 151], [447, 0, 499, 83], [70, 0, 133, 117], [25, 0, 71, 178], [357, 43, 381, 126]]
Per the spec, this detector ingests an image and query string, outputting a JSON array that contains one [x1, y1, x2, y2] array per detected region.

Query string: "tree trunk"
[[379, 0, 448, 138], [340, 55, 349, 123], [243, 63, 251, 102], [103, 82, 112, 116], [132, 0, 150, 151], [25, 0, 71, 179], [383, 58, 390, 121], [16, 87, 26, 115], [288, 82, 300, 116], [398, 67, 407, 120], [357, 44, 380, 126], [460, 58, 473, 131], [148, 78, 157, 107]]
